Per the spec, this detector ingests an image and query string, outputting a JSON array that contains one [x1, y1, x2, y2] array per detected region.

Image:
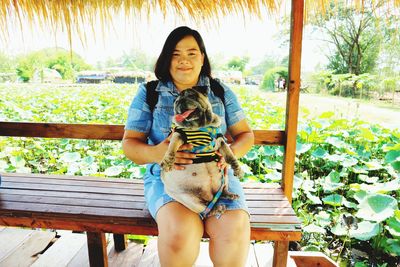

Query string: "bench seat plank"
[[0, 173, 301, 241]]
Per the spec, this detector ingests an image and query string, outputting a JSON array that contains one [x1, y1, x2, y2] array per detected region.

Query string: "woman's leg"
[[156, 201, 204, 267], [205, 210, 250, 267]]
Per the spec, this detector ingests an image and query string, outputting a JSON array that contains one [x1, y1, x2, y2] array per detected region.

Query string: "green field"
[[0, 83, 399, 266]]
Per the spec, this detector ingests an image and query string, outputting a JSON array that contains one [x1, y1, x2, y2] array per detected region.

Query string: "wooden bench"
[[0, 122, 301, 267]]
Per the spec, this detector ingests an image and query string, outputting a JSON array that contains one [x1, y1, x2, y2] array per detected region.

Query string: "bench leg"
[[87, 232, 108, 267], [273, 241, 289, 267], [113, 234, 127, 251]]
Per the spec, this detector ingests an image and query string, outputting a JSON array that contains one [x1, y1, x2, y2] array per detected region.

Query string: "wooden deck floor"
[[0, 227, 319, 267]]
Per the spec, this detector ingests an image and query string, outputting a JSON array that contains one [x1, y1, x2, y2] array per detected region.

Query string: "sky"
[[0, 7, 326, 72]]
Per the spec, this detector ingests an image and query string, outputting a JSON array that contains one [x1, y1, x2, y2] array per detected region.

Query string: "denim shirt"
[[125, 75, 246, 177]]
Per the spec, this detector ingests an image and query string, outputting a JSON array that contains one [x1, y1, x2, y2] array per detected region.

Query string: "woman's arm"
[[122, 130, 195, 167], [227, 119, 254, 158], [122, 130, 166, 165]]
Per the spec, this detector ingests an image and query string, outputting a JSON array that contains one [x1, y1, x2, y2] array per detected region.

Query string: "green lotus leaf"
[[359, 128, 376, 142], [60, 152, 81, 163], [351, 165, 369, 174], [391, 161, 400, 172], [382, 143, 400, 151], [350, 221, 380, 241], [319, 111, 335, 119], [342, 156, 358, 167], [0, 160, 8, 171], [302, 245, 321, 252], [296, 142, 312, 155], [306, 191, 322, 204], [322, 194, 343, 207], [104, 166, 123, 177], [244, 150, 258, 160], [354, 262, 369, 267], [384, 238, 400, 256], [315, 211, 331, 227], [263, 146, 276, 156], [10, 156, 26, 168], [385, 215, 400, 238], [293, 174, 303, 190], [303, 224, 326, 234], [331, 223, 347, 236], [356, 194, 398, 222], [363, 160, 384, 170], [385, 150, 400, 163], [358, 174, 379, 184], [302, 179, 317, 192], [311, 147, 327, 158], [326, 136, 346, 148], [359, 179, 400, 194], [327, 154, 344, 162]]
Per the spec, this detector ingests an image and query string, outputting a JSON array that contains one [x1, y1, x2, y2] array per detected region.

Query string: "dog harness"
[[172, 125, 224, 164]]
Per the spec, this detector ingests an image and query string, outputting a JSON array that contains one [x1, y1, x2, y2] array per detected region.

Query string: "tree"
[[0, 52, 15, 72], [250, 55, 281, 76], [16, 48, 92, 81], [227, 56, 249, 72], [119, 50, 156, 71], [310, 1, 383, 75]]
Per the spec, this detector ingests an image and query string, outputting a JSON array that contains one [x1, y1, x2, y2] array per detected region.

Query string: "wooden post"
[[87, 232, 108, 267], [273, 241, 289, 267], [282, 0, 305, 203], [113, 233, 128, 251]]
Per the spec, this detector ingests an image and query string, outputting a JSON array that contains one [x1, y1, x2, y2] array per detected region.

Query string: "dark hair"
[[154, 26, 211, 82]]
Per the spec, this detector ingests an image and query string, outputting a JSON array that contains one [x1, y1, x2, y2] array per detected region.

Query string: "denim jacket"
[[125, 75, 246, 177]]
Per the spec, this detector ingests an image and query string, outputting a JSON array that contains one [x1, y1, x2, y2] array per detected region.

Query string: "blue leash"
[[199, 171, 225, 220]]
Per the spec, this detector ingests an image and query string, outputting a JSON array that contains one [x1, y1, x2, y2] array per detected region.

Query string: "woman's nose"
[[178, 55, 189, 63]]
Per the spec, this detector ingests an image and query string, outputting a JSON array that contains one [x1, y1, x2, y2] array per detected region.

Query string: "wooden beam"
[[113, 234, 127, 251], [273, 241, 289, 267], [86, 232, 108, 267], [0, 122, 285, 145], [282, 0, 304, 203]]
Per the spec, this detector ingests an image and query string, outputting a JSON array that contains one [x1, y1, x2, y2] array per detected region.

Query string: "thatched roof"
[[1, 0, 399, 43]]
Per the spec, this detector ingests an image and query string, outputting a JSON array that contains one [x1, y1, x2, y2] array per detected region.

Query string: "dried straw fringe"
[[1, 0, 399, 45]]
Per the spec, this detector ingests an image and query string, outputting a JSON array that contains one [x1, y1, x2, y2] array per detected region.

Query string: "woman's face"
[[169, 35, 204, 91]]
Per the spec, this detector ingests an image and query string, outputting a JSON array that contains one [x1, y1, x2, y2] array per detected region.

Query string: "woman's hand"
[[173, 144, 196, 170], [158, 136, 196, 170]]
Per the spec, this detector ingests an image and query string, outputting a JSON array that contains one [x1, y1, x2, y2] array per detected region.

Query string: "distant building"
[[32, 68, 63, 83], [111, 71, 156, 84], [213, 70, 243, 85], [76, 71, 107, 83]]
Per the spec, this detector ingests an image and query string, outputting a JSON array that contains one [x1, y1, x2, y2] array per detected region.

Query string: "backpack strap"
[[209, 78, 225, 105], [145, 80, 159, 112], [145, 78, 225, 112]]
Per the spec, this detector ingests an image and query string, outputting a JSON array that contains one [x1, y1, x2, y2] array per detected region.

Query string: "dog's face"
[[173, 86, 221, 128]]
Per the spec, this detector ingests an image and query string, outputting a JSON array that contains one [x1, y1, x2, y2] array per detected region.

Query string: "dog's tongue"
[[175, 109, 195, 122]]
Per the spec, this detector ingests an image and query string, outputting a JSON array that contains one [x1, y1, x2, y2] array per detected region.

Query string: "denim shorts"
[[143, 164, 249, 220]]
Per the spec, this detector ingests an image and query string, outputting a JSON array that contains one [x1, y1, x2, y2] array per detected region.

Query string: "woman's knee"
[[157, 202, 203, 248], [205, 209, 250, 241]]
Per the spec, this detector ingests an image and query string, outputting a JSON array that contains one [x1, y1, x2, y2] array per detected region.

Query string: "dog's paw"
[[233, 167, 244, 178], [221, 191, 240, 200], [208, 204, 226, 218], [160, 159, 174, 172]]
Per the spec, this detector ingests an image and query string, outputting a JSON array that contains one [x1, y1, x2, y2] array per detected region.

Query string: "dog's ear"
[[192, 86, 208, 96]]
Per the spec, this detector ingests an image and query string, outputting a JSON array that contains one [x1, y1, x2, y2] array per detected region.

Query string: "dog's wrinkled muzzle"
[[175, 109, 195, 122]]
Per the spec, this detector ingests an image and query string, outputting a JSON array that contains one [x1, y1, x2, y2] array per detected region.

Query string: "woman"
[[123, 26, 254, 267]]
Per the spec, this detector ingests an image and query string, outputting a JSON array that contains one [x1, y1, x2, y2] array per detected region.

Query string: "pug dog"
[[160, 86, 244, 217]]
